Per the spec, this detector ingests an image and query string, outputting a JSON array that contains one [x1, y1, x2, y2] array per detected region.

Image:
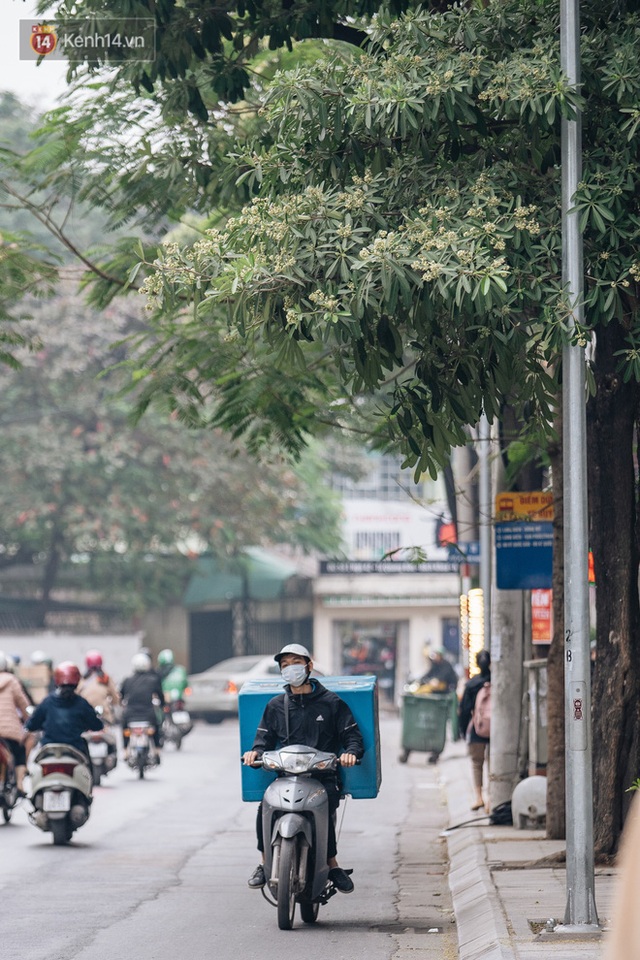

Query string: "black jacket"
[[252, 680, 364, 760], [458, 671, 491, 744], [120, 671, 164, 724]]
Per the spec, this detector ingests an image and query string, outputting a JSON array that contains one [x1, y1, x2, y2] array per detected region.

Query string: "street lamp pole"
[[560, 0, 598, 930]]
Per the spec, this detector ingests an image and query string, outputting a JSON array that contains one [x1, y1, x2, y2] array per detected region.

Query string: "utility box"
[[239, 675, 381, 802], [17, 664, 51, 704]]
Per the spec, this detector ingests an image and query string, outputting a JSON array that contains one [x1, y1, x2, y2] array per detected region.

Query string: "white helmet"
[[132, 652, 152, 673], [0, 651, 8, 672], [31, 649, 52, 666], [274, 644, 312, 664]]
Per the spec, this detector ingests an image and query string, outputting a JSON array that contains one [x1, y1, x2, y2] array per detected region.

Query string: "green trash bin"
[[399, 692, 450, 763]]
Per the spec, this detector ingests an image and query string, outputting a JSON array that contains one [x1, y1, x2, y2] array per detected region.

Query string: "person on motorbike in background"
[[77, 650, 121, 763], [24, 661, 103, 759], [242, 643, 364, 894], [120, 653, 164, 758], [157, 648, 188, 704], [0, 651, 31, 795], [77, 651, 121, 724], [157, 649, 188, 694]]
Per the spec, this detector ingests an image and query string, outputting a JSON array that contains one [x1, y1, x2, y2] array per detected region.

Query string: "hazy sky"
[[1, 2, 68, 108]]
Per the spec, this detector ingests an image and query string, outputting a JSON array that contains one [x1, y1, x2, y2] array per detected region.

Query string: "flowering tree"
[[0, 288, 345, 620]]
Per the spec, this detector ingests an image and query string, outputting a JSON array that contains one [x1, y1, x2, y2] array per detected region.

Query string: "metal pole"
[[561, 0, 598, 930], [478, 414, 492, 648]]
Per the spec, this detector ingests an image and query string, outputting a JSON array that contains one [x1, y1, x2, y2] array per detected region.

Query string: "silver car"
[[186, 654, 323, 723], [185, 655, 283, 723]]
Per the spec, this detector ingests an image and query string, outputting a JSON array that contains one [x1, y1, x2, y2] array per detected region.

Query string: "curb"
[[446, 825, 515, 960], [440, 751, 517, 960]]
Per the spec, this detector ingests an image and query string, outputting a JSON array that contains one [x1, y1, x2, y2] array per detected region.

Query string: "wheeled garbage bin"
[[399, 692, 450, 763]]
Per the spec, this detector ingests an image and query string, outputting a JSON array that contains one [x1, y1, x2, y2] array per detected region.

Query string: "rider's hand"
[[339, 753, 357, 767], [242, 750, 260, 766]]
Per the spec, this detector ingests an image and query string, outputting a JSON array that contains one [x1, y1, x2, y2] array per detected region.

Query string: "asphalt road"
[[2, 714, 450, 960]]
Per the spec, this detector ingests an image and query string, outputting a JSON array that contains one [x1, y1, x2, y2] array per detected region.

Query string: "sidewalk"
[[437, 740, 616, 960]]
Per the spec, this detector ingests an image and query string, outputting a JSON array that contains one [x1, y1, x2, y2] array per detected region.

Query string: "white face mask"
[[281, 663, 309, 687]]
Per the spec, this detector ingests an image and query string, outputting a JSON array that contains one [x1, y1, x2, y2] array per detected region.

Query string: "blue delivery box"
[[239, 674, 381, 802]]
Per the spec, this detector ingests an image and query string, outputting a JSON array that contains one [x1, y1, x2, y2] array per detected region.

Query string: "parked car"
[[185, 655, 323, 723]]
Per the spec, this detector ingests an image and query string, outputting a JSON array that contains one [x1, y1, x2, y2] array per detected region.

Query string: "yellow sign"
[[495, 491, 554, 522]]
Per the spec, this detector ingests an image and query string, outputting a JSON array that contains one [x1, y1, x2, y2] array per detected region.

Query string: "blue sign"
[[495, 521, 553, 589], [447, 540, 480, 562]]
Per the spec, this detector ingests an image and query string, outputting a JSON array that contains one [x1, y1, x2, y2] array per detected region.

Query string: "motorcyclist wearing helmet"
[[157, 648, 188, 702], [76, 650, 121, 724], [0, 651, 31, 795], [24, 661, 103, 757], [242, 643, 364, 894], [119, 653, 164, 754]]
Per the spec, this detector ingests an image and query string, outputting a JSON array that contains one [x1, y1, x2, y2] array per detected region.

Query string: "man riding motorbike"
[[242, 643, 364, 894], [157, 648, 188, 700], [24, 661, 104, 758], [119, 653, 164, 757]]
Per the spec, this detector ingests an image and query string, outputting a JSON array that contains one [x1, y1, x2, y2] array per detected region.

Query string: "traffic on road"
[[1, 716, 456, 960]]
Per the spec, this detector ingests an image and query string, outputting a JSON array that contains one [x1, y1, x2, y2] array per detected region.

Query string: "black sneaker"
[[248, 864, 266, 888], [329, 867, 354, 893]]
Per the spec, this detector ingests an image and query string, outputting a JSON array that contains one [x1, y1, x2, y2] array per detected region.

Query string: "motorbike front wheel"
[[51, 818, 73, 845], [277, 836, 299, 930]]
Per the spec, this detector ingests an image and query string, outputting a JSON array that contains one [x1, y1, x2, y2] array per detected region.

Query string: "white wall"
[[0, 632, 145, 685]]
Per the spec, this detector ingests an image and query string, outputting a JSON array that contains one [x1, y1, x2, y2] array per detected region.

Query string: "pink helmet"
[[54, 662, 81, 687], [85, 650, 103, 669]]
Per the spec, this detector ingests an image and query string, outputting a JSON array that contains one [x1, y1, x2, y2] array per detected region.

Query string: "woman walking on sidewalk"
[[458, 650, 491, 812]]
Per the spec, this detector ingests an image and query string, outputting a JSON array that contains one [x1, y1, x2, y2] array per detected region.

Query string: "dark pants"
[[2, 737, 26, 766]]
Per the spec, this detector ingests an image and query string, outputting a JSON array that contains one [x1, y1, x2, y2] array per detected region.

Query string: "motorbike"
[[124, 720, 160, 779], [161, 695, 193, 751], [83, 720, 118, 786], [28, 742, 93, 845], [253, 744, 356, 930], [0, 737, 19, 823]]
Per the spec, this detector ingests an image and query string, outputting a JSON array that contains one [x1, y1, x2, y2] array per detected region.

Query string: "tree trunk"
[[588, 320, 640, 857], [35, 521, 65, 629], [546, 403, 566, 839]]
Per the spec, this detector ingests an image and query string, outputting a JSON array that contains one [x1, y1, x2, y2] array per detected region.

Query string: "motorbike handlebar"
[[241, 756, 362, 767]]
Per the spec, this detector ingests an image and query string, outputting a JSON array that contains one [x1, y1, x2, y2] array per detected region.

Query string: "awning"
[[183, 548, 301, 607]]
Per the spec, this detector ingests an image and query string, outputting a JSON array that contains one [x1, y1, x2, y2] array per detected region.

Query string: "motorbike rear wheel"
[[51, 818, 73, 845], [277, 836, 299, 930]]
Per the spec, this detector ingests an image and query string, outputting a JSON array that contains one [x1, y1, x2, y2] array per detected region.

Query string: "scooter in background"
[[83, 714, 118, 786], [28, 742, 93, 844], [161, 694, 193, 751], [124, 720, 160, 779]]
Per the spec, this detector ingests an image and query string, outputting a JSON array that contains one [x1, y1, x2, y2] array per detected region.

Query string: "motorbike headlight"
[[279, 751, 315, 773]]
